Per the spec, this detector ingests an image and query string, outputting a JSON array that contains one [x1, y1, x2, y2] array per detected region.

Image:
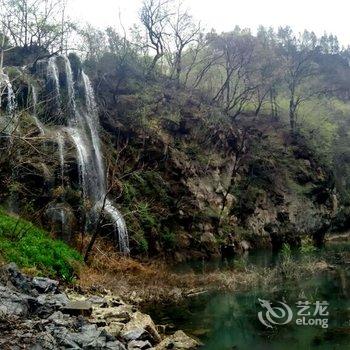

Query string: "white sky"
[[68, 0, 350, 46]]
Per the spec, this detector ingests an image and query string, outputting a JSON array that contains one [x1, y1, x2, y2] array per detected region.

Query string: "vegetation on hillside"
[[1, 0, 350, 259], [0, 210, 82, 280]]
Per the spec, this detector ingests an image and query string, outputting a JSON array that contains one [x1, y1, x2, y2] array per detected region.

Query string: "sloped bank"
[[0, 263, 199, 350]]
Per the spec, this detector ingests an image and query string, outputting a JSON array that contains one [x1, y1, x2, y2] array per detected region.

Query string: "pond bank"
[[0, 263, 200, 349], [144, 241, 350, 350]]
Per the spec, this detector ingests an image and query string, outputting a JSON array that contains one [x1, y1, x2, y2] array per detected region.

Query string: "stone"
[[36, 293, 70, 317], [32, 277, 59, 293], [104, 321, 125, 336], [61, 300, 93, 316], [1, 263, 33, 295], [105, 341, 127, 350], [240, 240, 250, 251], [122, 328, 147, 342], [30, 332, 58, 350], [88, 295, 108, 306], [0, 285, 30, 317], [128, 340, 153, 349], [121, 312, 161, 344], [92, 304, 133, 323], [155, 330, 199, 350]]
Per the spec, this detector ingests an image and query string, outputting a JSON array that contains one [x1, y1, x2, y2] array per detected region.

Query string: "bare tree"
[[0, 0, 71, 55], [282, 47, 318, 133], [166, 2, 200, 86], [210, 31, 257, 119], [140, 0, 171, 74]]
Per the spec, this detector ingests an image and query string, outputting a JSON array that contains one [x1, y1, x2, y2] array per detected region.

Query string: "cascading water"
[[57, 132, 65, 186], [30, 84, 45, 134], [47, 57, 60, 99], [0, 72, 17, 133], [47, 56, 129, 254], [3, 73, 16, 113]]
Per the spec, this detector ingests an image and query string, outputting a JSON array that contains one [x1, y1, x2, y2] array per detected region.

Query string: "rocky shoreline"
[[0, 263, 200, 349]]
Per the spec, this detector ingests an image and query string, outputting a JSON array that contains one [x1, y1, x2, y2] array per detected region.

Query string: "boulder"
[[121, 311, 161, 344], [30, 332, 58, 350], [32, 277, 59, 293], [128, 340, 153, 349], [1, 263, 33, 295], [156, 330, 199, 350], [0, 284, 32, 317], [36, 293, 69, 317], [92, 304, 133, 324], [61, 300, 93, 316], [240, 240, 250, 251]]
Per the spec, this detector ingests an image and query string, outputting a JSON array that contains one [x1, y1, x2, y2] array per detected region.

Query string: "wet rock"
[[156, 330, 200, 350]]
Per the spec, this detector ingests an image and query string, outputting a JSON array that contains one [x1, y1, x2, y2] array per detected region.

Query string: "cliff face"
[[0, 55, 339, 260], [89, 62, 338, 259]]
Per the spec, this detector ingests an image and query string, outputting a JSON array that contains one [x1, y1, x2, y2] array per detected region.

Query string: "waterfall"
[[0, 72, 17, 133], [47, 57, 60, 97], [0, 72, 16, 113], [105, 200, 129, 254], [63, 56, 76, 111], [54, 56, 129, 254], [30, 85, 45, 134], [57, 132, 65, 186]]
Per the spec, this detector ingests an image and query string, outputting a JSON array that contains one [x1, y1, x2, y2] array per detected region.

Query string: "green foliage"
[[134, 233, 149, 253], [233, 257, 248, 272], [161, 228, 176, 249], [300, 239, 317, 255], [0, 211, 82, 281], [136, 202, 157, 229], [123, 181, 138, 204], [281, 243, 292, 260]]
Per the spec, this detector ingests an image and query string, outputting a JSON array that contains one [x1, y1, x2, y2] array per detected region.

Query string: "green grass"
[[0, 210, 82, 281]]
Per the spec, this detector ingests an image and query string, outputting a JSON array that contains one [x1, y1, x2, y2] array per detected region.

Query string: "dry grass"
[[75, 238, 331, 305], [75, 237, 269, 303]]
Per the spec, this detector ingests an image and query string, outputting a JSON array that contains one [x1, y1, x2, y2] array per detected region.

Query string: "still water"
[[147, 242, 350, 350]]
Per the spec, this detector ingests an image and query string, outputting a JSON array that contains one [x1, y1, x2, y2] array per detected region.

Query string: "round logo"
[[258, 298, 293, 328]]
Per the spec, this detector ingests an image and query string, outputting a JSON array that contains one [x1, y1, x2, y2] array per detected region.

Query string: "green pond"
[[146, 241, 350, 350]]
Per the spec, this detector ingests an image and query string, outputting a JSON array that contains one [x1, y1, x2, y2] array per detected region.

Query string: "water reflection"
[[148, 242, 350, 350]]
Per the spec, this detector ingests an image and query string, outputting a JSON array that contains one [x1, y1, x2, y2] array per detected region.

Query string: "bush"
[[0, 210, 82, 281], [162, 229, 176, 249]]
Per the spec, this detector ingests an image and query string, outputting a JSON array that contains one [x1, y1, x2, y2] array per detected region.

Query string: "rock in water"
[[156, 330, 200, 350]]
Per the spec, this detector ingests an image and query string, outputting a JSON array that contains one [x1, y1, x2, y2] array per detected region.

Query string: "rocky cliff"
[[0, 54, 340, 261]]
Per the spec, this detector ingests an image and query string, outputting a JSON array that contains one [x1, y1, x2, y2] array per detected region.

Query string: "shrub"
[[162, 228, 176, 249]]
